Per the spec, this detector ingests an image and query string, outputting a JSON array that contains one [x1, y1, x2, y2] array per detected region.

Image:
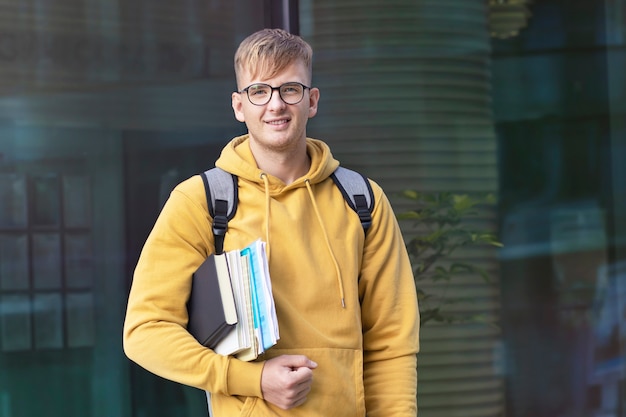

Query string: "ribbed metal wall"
[[300, 1, 503, 416]]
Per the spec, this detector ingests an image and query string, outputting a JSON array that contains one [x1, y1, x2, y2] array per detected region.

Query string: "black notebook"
[[187, 253, 238, 348]]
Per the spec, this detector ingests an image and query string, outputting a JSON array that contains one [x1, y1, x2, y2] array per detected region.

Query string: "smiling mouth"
[[266, 119, 290, 125]]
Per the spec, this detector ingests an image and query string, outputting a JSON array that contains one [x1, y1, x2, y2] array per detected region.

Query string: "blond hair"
[[234, 28, 313, 87]]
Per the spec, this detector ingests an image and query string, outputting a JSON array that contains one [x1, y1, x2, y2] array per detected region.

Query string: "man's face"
[[231, 61, 320, 153]]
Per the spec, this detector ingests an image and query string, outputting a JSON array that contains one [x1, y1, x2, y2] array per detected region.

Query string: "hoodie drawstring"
[[305, 179, 346, 308], [260, 173, 271, 260]]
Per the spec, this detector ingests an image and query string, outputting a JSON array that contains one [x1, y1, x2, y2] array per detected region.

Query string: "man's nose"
[[267, 88, 287, 109]]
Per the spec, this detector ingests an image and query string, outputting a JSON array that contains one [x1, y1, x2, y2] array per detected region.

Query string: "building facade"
[[0, 1, 624, 416]]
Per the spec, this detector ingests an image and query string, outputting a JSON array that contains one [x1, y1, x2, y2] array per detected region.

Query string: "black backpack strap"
[[330, 167, 375, 232], [201, 167, 238, 254]]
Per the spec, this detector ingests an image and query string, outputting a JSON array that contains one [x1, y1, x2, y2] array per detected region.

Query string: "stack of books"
[[186, 239, 279, 361]]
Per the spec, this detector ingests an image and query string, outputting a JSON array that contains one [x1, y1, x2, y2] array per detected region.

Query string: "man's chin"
[[254, 134, 302, 151]]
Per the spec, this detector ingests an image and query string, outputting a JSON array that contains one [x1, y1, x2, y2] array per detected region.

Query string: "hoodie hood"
[[215, 134, 340, 189]]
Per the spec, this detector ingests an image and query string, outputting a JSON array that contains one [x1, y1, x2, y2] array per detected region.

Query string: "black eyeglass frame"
[[236, 82, 311, 106]]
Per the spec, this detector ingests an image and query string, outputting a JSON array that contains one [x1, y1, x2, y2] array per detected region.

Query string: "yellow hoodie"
[[123, 135, 420, 416]]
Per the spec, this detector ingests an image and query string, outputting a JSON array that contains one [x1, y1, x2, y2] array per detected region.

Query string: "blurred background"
[[0, 0, 624, 416]]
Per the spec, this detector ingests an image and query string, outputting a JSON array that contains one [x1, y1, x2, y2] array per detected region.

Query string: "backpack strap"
[[201, 167, 238, 254], [201, 166, 374, 253], [330, 167, 375, 232]]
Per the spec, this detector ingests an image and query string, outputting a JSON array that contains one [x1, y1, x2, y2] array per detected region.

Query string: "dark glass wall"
[[0, 1, 269, 416], [492, 0, 626, 416]]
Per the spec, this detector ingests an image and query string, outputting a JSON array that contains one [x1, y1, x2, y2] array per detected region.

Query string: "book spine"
[[241, 249, 265, 355]]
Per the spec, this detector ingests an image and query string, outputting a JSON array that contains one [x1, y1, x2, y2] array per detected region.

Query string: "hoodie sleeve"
[[122, 176, 265, 398], [359, 183, 420, 417]]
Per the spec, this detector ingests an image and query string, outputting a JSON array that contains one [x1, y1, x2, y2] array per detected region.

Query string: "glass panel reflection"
[[0, 173, 27, 228], [589, 261, 626, 401], [0, 234, 29, 291], [33, 292, 64, 349], [32, 174, 60, 227], [32, 233, 62, 290], [63, 175, 91, 228], [65, 233, 93, 289], [66, 292, 95, 347], [0, 294, 32, 352]]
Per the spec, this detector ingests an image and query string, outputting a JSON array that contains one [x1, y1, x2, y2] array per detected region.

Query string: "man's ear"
[[308, 87, 320, 119], [232, 92, 245, 122]]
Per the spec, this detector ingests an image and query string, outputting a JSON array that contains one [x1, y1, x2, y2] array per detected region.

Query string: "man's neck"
[[250, 141, 311, 185]]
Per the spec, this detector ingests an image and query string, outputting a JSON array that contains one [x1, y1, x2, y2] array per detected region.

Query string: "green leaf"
[[449, 263, 474, 273], [401, 190, 419, 199], [452, 194, 475, 212], [396, 211, 422, 220]]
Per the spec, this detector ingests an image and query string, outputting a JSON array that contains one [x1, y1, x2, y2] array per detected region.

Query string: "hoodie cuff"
[[226, 358, 265, 398]]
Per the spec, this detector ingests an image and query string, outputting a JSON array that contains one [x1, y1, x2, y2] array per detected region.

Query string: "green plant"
[[397, 191, 503, 326]]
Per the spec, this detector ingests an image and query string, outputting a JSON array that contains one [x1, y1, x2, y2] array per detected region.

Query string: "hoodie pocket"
[[261, 347, 365, 417], [213, 347, 366, 417]]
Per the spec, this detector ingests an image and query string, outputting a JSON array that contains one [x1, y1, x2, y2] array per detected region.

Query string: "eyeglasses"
[[237, 82, 310, 106]]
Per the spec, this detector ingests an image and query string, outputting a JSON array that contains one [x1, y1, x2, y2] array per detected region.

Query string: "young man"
[[123, 28, 420, 416]]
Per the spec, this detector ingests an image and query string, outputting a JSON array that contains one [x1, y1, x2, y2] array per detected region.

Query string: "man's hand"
[[261, 355, 318, 410]]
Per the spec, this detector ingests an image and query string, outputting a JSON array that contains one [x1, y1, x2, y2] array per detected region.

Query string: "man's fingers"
[[280, 354, 318, 370]]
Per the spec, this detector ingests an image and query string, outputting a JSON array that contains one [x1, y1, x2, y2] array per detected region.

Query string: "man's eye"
[[282, 85, 301, 94], [250, 88, 268, 96]]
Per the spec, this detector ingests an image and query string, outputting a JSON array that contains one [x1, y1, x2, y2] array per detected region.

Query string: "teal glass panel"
[[0, 294, 32, 352], [0, 174, 27, 228], [33, 292, 64, 349], [0, 234, 29, 291], [32, 233, 62, 290], [66, 292, 95, 348], [63, 175, 92, 228], [64, 233, 93, 289], [32, 175, 60, 227]]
